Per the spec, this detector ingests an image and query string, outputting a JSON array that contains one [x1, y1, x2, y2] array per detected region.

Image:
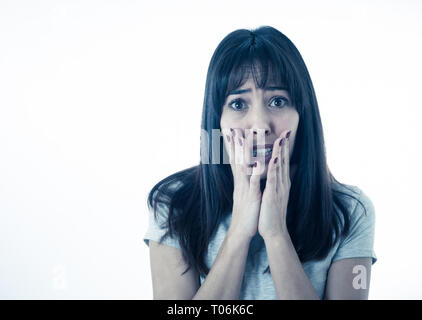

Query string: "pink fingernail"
[[254, 161, 257, 167], [286, 131, 291, 139], [274, 157, 278, 164]]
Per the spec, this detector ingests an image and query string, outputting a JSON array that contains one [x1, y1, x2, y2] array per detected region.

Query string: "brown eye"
[[270, 96, 288, 108], [228, 99, 245, 111]]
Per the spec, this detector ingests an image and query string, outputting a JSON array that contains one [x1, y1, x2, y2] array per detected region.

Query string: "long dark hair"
[[147, 26, 366, 277]]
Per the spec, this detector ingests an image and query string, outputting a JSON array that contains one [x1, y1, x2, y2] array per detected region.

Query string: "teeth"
[[253, 147, 272, 157]]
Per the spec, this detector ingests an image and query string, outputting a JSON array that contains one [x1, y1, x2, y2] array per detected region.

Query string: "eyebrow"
[[227, 86, 288, 96]]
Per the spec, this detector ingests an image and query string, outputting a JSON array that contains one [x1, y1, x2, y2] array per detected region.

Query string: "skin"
[[220, 77, 299, 181], [220, 76, 299, 239], [148, 76, 373, 300]]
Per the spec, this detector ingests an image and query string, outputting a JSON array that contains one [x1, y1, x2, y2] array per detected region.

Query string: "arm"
[[324, 257, 372, 300], [258, 132, 376, 300], [264, 233, 320, 300], [149, 128, 272, 299], [192, 230, 251, 300], [324, 188, 375, 299], [264, 235, 373, 300], [149, 230, 252, 300], [149, 240, 200, 299], [258, 132, 319, 299]]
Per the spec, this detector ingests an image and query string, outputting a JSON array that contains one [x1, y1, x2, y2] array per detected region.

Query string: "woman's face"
[[220, 76, 299, 179]]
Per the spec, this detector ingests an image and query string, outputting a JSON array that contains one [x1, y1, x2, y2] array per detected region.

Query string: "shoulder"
[[332, 182, 375, 220], [330, 182, 377, 265], [150, 179, 184, 215], [150, 175, 184, 204], [145, 179, 185, 249]]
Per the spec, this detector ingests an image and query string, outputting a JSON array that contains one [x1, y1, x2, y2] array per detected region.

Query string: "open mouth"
[[252, 147, 273, 158]]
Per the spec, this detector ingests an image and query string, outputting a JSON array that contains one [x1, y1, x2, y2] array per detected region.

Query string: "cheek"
[[276, 108, 298, 126], [220, 111, 234, 129]]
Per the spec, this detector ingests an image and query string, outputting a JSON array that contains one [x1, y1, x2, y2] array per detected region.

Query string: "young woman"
[[143, 26, 376, 300]]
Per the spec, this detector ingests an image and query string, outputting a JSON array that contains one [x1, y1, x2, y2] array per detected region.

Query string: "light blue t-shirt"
[[143, 183, 377, 299]]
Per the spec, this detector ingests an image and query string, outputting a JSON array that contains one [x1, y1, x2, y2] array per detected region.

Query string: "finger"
[[272, 135, 282, 185], [224, 128, 235, 167], [249, 161, 262, 194], [222, 128, 231, 162], [266, 155, 278, 192], [233, 128, 244, 166], [244, 129, 254, 172], [279, 137, 285, 185], [232, 128, 241, 181], [277, 130, 291, 185], [228, 128, 235, 163], [275, 155, 281, 194], [284, 131, 291, 186], [233, 128, 249, 184], [245, 134, 257, 177], [266, 134, 283, 192]]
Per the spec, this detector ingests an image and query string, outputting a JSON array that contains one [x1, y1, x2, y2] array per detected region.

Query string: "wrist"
[[227, 226, 254, 245], [260, 221, 289, 240], [262, 228, 291, 244]]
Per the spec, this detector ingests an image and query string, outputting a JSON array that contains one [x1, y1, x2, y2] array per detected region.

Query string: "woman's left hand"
[[258, 130, 292, 240]]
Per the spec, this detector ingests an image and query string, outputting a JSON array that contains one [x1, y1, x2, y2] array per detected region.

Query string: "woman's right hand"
[[224, 128, 263, 240]]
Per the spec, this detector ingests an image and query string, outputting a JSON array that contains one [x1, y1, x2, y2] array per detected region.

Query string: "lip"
[[252, 144, 273, 164]]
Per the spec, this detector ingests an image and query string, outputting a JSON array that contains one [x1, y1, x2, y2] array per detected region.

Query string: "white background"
[[1, 0, 421, 299]]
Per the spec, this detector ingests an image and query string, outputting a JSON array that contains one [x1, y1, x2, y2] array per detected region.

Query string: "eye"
[[227, 96, 289, 111], [270, 96, 289, 108], [228, 98, 246, 111]]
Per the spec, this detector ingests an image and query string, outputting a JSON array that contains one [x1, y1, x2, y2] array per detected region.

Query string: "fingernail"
[[254, 161, 257, 167], [226, 135, 230, 143], [238, 138, 242, 146], [286, 131, 291, 139], [274, 157, 278, 164], [279, 138, 285, 146]]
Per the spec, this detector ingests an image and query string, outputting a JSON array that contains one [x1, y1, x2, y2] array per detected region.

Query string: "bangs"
[[213, 29, 306, 117], [225, 59, 288, 97], [215, 37, 303, 116]]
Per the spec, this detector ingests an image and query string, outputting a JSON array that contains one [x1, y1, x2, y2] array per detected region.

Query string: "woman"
[[143, 26, 376, 300]]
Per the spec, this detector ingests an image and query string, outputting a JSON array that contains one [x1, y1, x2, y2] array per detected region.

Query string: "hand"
[[258, 130, 292, 240], [224, 128, 263, 240]]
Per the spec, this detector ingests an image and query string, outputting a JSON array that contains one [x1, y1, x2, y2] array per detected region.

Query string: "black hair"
[[147, 26, 366, 277]]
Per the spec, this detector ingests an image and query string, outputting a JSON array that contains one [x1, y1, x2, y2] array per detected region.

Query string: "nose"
[[239, 124, 269, 149], [250, 127, 270, 145], [242, 94, 272, 141], [252, 128, 270, 136], [249, 114, 271, 140]]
